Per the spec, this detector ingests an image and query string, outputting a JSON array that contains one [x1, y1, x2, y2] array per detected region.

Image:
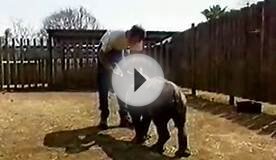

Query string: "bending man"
[[97, 25, 146, 130]]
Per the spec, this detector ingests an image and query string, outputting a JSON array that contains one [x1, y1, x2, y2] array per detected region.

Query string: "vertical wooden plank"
[[51, 39, 55, 88], [79, 42, 84, 68], [92, 40, 97, 65], [44, 39, 48, 88], [43, 53, 47, 88], [2, 39, 7, 89], [213, 20, 219, 93], [25, 39, 30, 88], [66, 46, 70, 71], [41, 38, 44, 88], [33, 38, 38, 88], [191, 23, 196, 95], [258, 2, 266, 101], [261, 0, 270, 102], [35, 58, 39, 88], [14, 39, 18, 89], [11, 39, 16, 89], [6, 39, 11, 91], [18, 38, 23, 89], [0, 41, 3, 90], [2, 38, 7, 90], [86, 42, 90, 67], [73, 43, 78, 70], [218, 17, 223, 93], [53, 42, 59, 88], [38, 38, 43, 88], [243, 7, 250, 98], [62, 44, 66, 89], [230, 10, 239, 97], [48, 36, 53, 89], [44, 38, 48, 88]]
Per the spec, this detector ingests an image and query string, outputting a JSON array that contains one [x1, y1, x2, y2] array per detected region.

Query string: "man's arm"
[[98, 32, 114, 71]]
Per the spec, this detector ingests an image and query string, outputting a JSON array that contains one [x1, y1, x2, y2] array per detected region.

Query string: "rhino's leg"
[[139, 112, 151, 141], [129, 109, 148, 144], [151, 118, 170, 154], [173, 108, 191, 157]]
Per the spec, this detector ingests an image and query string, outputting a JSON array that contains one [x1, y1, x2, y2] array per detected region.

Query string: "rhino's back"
[[147, 79, 179, 112]]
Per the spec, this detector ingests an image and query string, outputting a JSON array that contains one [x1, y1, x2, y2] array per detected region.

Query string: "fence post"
[[33, 38, 38, 88], [12, 38, 17, 90], [259, 1, 266, 100], [191, 23, 197, 96], [39, 38, 43, 88], [19, 38, 24, 89], [48, 34, 53, 89], [0, 38, 3, 90], [26, 39, 30, 88], [5, 37, 11, 91]]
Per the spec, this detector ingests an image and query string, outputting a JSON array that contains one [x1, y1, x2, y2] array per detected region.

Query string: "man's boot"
[[98, 118, 108, 130]]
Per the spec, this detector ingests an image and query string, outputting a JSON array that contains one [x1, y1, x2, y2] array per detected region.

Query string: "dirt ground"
[[0, 92, 275, 160]]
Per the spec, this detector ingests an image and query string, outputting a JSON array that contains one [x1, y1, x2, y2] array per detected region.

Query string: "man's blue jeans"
[[97, 50, 128, 123]]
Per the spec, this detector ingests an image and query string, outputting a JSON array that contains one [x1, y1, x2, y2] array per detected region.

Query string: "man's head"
[[126, 25, 146, 46]]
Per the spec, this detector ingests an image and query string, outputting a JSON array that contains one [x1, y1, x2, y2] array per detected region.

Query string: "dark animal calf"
[[126, 79, 191, 157]]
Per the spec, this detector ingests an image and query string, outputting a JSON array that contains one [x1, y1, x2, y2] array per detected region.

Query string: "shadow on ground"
[[187, 95, 276, 138], [43, 126, 183, 160]]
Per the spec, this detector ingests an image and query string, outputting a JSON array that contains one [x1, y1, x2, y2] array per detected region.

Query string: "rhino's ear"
[[176, 88, 187, 105], [181, 92, 187, 104]]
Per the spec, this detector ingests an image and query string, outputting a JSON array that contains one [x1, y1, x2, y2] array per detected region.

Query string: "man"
[[97, 25, 146, 130]]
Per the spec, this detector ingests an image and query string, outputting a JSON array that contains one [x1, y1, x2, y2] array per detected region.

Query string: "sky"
[[0, 0, 258, 35]]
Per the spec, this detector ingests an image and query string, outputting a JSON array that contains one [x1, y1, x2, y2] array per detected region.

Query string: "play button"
[[111, 54, 165, 107], [134, 69, 146, 92]]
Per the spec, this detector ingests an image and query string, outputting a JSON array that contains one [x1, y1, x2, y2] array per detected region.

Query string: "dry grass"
[[0, 92, 275, 160]]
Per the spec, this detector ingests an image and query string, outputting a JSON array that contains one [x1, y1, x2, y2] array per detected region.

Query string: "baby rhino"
[[126, 78, 191, 158]]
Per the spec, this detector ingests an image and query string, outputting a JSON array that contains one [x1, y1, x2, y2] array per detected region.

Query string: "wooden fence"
[[170, 0, 276, 104], [0, 38, 49, 90], [0, 38, 98, 91], [0, 36, 172, 91]]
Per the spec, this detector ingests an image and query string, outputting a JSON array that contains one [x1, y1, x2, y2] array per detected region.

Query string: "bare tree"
[[11, 19, 35, 39], [2, 19, 36, 45], [43, 6, 100, 30]]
